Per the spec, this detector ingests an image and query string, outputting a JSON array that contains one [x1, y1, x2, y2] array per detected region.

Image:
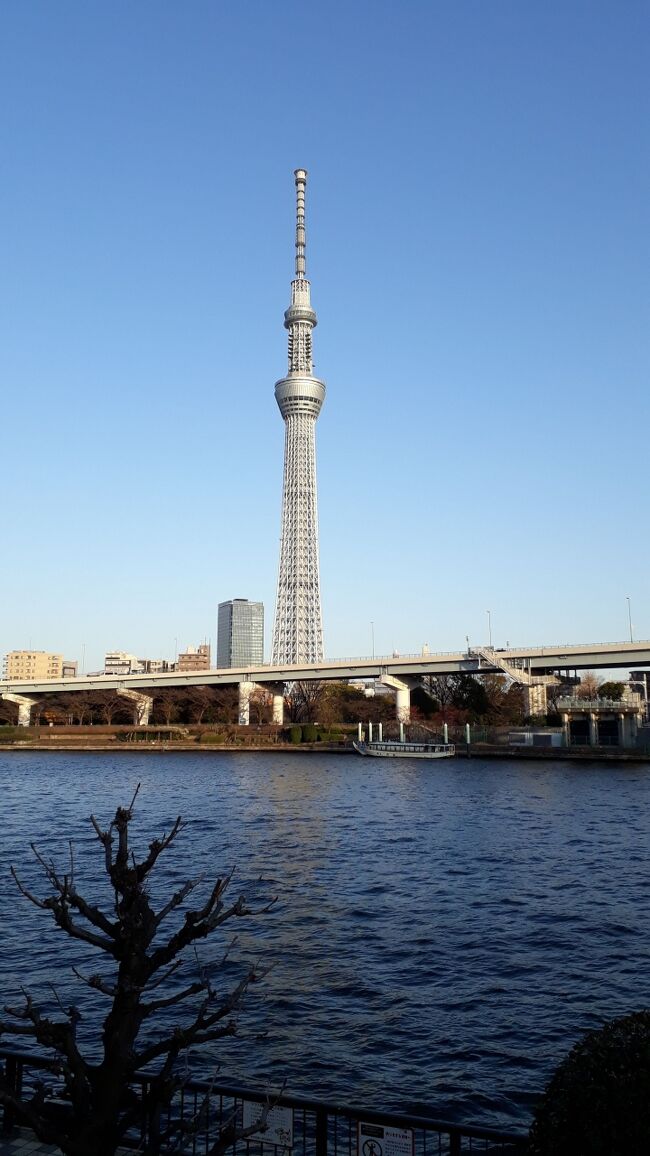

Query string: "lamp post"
[[626, 596, 633, 643], [486, 609, 493, 649], [371, 621, 375, 660]]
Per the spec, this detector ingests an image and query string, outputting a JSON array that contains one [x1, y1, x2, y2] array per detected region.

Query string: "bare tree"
[[96, 691, 130, 726], [250, 688, 272, 726], [45, 695, 71, 725], [211, 687, 239, 724], [186, 687, 216, 725], [286, 680, 325, 723], [423, 676, 455, 718], [576, 671, 602, 700], [153, 689, 182, 726], [0, 788, 275, 1156], [60, 692, 96, 726]]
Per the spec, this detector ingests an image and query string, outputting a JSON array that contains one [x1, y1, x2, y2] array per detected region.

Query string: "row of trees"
[[0, 678, 525, 728], [0, 674, 628, 730], [0, 687, 241, 728]]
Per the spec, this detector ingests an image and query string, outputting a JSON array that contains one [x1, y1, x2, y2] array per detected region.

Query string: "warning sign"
[[242, 1100, 294, 1148], [358, 1121, 414, 1156]]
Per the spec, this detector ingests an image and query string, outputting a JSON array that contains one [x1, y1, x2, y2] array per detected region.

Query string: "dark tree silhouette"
[[95, 691, 132, 726], [153, 689, 182, 726], [0, 787, 275, 1155], [286, 680, 325, 723], [0, 698, 18, 725], [185, 686, 217, 725]]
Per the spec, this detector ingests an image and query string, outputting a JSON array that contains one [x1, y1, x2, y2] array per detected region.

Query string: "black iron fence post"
[[2, 1054, 21, 1134], [315, 1104, 328, 1156], [0, 1048, 527, 1153]]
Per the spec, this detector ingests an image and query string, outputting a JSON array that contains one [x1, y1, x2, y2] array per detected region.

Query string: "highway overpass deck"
[[1, 640, 649, 697]]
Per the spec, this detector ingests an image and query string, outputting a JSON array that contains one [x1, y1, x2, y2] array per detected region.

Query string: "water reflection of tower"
[[271, 169, 325, 665]]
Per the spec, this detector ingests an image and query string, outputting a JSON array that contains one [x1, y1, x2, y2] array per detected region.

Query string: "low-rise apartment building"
[[3, 651, 66, 680], [177, 644, 211, 672]]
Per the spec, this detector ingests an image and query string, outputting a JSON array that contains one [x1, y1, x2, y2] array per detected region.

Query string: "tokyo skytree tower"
[[271, 169, 325, 665]]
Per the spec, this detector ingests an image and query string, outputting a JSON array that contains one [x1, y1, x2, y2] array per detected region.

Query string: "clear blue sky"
[[1, 1, 648, 670]]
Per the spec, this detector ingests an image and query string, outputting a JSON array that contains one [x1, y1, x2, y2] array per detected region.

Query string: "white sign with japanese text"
[[358, 1121, 414, 1156], [242, 1100, 294, 1148]]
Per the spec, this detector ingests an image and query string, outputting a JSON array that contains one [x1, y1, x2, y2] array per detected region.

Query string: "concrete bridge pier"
[[618, 712, 641, 747], [238, 681, 285, 725], [2, 693, 38, 727], [589, 713, 598, 746], [118, 689, 153, 726], [523, 683, 548, 717], [380, 674, 412, 723], [266, 683, 285, 725], [618, 713, 629, 747], [238, 681, 257, 726]]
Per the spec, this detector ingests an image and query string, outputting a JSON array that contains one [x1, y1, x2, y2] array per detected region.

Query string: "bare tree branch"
[[0, 792, 274, 1156]]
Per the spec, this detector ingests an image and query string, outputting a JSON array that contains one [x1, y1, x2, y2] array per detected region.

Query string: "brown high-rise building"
[[177, 644, 211, 672]]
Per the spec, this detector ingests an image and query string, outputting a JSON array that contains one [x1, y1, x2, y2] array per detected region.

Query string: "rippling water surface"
[[1, 750, 649, 1130]]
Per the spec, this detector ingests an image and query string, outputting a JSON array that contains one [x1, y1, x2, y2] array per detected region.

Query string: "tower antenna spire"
[[272, 169, 326, 666], [294, 168, 307, 279]]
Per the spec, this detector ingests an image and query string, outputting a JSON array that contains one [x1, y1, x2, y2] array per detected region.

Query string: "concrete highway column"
[[117, 689, 153, 726], [589, 713, 598, 746], [266, 682, 285, 725], [2, 693, 38, 727], [238, 681, 257, 726], [523, 684, 548, 717], [562, 713, 570, 746], [396, 686, 410, 723], [380, 674, 411, 723]]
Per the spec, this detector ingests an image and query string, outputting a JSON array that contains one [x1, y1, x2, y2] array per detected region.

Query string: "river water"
[[1, 750, 649, 1131]]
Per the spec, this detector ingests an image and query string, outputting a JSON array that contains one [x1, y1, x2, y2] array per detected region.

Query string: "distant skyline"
[[1, 1, 648, 672]]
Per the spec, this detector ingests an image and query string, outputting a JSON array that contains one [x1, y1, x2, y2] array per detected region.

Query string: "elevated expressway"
[[2, 641, 649, 726]]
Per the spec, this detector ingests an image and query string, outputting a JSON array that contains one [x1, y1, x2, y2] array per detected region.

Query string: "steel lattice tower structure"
[[271, 169, 325, 665]]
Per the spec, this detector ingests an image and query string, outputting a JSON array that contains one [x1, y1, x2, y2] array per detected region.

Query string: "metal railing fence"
[[1, 1049, 527, 1154]]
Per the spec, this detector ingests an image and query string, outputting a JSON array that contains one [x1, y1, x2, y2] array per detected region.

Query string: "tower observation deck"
[[271, 169, 325, 664]]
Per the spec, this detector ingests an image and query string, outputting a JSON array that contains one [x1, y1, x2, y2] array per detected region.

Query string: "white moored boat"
[[353, 739, 455, 759]]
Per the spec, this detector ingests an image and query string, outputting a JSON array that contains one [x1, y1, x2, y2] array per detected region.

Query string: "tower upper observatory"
[[275, 169, 324, 416], [271, 169, 326, 665]]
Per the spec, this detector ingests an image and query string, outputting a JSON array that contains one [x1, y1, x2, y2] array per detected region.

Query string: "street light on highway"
[[486, 609, 493, 649], [626, 596, 633, 643]]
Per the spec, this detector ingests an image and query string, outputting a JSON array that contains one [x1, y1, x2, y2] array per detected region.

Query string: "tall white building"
[[271, 169, 325, 665]]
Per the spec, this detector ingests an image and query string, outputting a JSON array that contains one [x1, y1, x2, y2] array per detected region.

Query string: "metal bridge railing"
[[1, 1049, 527, 1154]]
